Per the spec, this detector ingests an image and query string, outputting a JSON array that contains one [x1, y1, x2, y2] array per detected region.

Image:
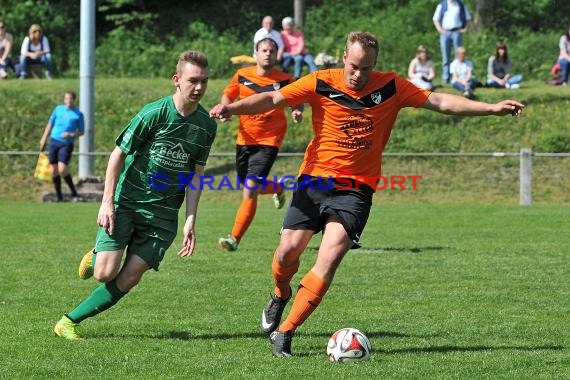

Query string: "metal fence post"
[[520, 148, 532, 206]]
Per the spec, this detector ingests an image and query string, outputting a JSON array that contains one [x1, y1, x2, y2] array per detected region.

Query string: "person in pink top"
[[280, 17, 318, 79]]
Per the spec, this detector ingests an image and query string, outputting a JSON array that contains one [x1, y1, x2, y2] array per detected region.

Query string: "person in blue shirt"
[[39, 91, 85, 201]]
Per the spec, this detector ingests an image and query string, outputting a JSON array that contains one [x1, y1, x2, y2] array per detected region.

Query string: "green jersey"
[[114, 95, 217, 220]]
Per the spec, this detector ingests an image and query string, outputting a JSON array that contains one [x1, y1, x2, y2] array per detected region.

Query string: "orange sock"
[[230, 198, 257, 243], [260, 180, 283, 195], [272, 255, 299, 300], [279, 271, 330, 333]]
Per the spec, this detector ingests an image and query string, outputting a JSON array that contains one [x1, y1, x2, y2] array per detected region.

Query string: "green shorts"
[[95, 207, 178, 271]]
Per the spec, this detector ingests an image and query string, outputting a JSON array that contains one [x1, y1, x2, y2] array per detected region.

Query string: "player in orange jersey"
[[210, 32, 524, 357], [218, 37, 303, 252]]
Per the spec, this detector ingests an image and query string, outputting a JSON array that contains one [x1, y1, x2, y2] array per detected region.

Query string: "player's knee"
[[93, 267, 118, 283], [276, 242, 304, 263]]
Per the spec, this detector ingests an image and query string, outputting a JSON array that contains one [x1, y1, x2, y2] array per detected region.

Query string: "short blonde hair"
[[346, 32, 380, 57]]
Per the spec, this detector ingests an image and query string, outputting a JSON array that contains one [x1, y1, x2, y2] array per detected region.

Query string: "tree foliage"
[[0, 0, 568, 78]]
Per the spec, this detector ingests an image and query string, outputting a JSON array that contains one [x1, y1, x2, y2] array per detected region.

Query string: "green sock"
[[67, 279, 127, 323]]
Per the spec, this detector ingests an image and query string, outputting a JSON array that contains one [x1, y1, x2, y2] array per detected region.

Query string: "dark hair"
[[65, 91, 77, 101], [255, 37, 278, 52], [176, 50, 208, 75], [495, 42, 509, 62], [565, 26, 570, 41]]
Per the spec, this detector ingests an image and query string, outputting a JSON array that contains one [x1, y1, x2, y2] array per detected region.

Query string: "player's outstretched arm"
[[423, 92, 524, 117], [210, 91, 287, 121]]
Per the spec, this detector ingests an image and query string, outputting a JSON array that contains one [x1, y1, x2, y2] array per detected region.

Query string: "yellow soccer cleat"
[[78, 248, 94, 279], [54, 315, 84, 340]]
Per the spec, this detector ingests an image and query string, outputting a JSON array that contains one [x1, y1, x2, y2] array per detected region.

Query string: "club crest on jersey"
[[371, 91, 382, 104], [273, 82, 281, 90]]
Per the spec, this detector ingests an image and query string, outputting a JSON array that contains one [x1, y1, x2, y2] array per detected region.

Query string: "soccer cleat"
[[271, 330, 293, 357], [54, 315, 84, 340], [218, 235, 238, 251], [78, 248, 95, 279], [272, 191, 286, 209], [261, 290, 291, 335]]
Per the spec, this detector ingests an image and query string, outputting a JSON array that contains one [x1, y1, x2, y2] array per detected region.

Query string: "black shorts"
[[48, 140, 74, 165], [236, 145, 279, 184], [282, 175, 373, 249]]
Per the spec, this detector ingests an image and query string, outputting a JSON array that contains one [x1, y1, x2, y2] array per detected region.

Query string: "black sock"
[[63, 174, 78, 197], [52, 175, 63, 201]]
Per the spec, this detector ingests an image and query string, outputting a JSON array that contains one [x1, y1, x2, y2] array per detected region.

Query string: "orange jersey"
[[224, 66, 293, 147], [279, 69, 431, 181]]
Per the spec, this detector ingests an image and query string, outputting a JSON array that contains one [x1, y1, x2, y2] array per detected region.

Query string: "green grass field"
[[1, 199, 568, 379]]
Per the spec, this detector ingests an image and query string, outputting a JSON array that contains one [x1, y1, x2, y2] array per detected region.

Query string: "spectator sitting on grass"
[[19, 24, 53, 80], [558, 26, 570, 86], [487, 41, 522, 89], [280, 16, 318, 80], [0, 20, 15, 79], [450, 46, 477, 98], [408, 45, 436, 90]]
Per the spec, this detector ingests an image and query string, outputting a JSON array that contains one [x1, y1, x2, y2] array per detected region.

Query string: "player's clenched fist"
[[209, 104, 232, 122]]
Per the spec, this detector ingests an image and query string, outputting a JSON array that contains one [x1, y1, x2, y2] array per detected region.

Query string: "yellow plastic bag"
[[34, 152, 52, 181]]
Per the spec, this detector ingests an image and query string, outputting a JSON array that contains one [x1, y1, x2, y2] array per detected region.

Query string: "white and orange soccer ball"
[[326, 327, 371, 362]]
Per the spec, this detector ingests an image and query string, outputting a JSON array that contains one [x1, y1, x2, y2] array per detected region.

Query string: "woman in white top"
[[19, 24, 53, 79], [408, 45, 435, 90]]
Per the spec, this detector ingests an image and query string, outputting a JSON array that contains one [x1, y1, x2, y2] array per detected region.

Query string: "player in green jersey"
[[54, 50, 217, 340]]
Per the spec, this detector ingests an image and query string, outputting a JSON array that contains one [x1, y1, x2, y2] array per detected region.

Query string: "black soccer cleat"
[[271, 330, 293, 357], [261, 289, 291, 335]]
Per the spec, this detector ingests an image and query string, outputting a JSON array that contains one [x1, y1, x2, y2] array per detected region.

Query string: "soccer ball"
[[326, 327, 371, 362]]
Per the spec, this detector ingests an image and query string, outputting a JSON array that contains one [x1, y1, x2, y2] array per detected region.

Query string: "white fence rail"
[[1, 149, 569, 206]]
